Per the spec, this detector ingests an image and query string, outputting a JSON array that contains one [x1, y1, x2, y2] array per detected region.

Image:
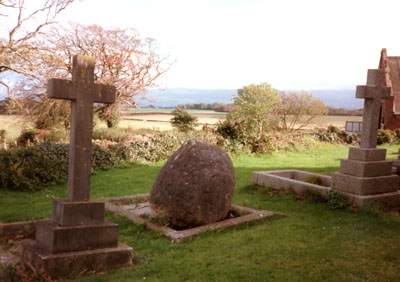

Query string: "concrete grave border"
[[252, 169, 400, 207], [252, 170, 332, 196], [105, 193, 274, 242]]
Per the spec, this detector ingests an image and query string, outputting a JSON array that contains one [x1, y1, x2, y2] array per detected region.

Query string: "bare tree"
[[277, 90, 328, 131], [0, 0, 74, 104], [27, 23, 171, 127]]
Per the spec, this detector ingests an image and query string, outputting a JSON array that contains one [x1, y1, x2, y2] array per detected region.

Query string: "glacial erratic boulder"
[[149, 139, 235, 228]]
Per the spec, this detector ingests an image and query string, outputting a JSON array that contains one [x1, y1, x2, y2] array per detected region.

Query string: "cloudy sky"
[[33, 0, 400, 90]]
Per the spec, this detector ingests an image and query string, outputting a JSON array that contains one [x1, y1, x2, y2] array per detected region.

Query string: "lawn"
[[1, 144, 400, 281]]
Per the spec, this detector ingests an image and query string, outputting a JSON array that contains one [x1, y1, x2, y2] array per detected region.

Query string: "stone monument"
[[149, 139, 235, 228], [22, 55, 132, 279], [332, 69, 400, 206]]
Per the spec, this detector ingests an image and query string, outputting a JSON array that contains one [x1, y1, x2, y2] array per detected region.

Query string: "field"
[[0, 113, 362, 139], [1, 144, 400, 281], [0, 115, 30, 142]]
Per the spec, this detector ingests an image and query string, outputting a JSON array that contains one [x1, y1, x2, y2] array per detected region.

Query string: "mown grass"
[[1, 143, 400, 281]]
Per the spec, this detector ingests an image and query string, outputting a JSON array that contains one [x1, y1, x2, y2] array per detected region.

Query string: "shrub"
[[377, 129, 394, 145], [16, 130, 36, 146], [114, 132, 184, 163], [337, 130, 359, 145], [171, 108, 198, 132], [394, 129, 400, 140], [327, 191, 349, 210], [16, 129, 68, 146], [0, 143, 118, 191], [327, 125, 340, 134], [314, 129, 359, 145], [92, 127, 158, 142], [97, 105, 121, 128], [0, 143, 68, 190]]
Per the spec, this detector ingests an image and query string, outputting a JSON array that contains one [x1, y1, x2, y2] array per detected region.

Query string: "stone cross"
[[356, 69, 391, 148], [48, 55, 115, 201]]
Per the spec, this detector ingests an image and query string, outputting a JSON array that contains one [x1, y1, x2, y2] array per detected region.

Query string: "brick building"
[[379, 48, 400, 130]]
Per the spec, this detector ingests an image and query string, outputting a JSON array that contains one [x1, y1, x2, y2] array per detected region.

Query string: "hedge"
[[0, 143, 118, 191]]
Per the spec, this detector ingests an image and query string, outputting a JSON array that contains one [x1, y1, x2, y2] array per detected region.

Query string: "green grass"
[[1, 144, 400, 281]]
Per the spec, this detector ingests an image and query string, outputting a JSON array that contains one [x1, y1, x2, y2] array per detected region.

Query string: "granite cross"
[[48, 55, 115, 201], [356, 69, 391, 148]]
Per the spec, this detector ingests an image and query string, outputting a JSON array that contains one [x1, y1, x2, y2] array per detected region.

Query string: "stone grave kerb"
[[48, 55, 115, 201]]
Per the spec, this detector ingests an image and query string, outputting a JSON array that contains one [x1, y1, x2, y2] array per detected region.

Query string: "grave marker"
[[22, 55, 132, 279], [331, 68, 400, 207], [356, 69, 391, 148], [48, 55, 115, 201]]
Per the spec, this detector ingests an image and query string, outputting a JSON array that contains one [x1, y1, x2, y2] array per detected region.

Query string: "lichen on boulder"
[[149, 139, 235, 228]]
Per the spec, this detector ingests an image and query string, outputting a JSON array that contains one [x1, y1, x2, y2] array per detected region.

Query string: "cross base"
[[332, 146, 400, 207], [22, 198, 133, 279], [36, 219, 119, 254], [52, 200, 105, 226], [335, 190, 400, 208], [22, 240, 132, 280]]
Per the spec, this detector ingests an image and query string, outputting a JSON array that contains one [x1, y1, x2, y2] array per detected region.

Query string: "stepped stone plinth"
[[333, 148, 399, 194]]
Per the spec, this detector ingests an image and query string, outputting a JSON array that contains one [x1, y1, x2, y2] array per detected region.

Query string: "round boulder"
[[149, 139, 235, 228]]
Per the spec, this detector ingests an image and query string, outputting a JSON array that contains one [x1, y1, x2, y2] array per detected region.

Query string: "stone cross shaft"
[[48, 55, 115, 201], [356, 69, 391, 148]]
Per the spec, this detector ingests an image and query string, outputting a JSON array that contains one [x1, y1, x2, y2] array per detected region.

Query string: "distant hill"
[[1, 87, 363, 110], [138, 88, 363, 109], [139, 88, 235, 108]]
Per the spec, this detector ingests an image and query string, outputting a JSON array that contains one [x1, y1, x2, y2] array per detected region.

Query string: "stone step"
[[339, 159, 392, 177], [22, 240, 132, 280], [36, 220, 119, 254], [348, 147, 387, 162], [52, 200, 105, 226], [332, 172, 399, 195]]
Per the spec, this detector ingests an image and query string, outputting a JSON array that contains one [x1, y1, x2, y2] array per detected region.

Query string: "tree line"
[[177, 102, 363, 116], [178, 103, 232, 112]]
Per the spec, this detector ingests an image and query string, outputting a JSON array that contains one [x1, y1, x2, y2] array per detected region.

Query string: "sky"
[[6, 0, 400, 91]]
